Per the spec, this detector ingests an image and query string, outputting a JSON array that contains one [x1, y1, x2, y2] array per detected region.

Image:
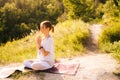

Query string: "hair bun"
[[51, 25, 54, 32]]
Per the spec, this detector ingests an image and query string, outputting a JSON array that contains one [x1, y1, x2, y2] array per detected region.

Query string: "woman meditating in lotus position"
[[24, 21, 54, 70]]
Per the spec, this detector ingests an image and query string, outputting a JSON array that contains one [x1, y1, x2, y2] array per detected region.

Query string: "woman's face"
[[40, 24, 49, 34]]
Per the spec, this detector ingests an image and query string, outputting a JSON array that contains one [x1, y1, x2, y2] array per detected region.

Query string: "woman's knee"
[[23, 60, 33, 68], [31, 62, 46, 70], [23, 60, 29, 65], [23, 59, 34, 64], [31, 63, 39, 70]]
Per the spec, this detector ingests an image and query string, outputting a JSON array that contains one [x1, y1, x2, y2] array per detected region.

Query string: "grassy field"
[[0, 35, 37, 65], [0, 20, 90, 65]]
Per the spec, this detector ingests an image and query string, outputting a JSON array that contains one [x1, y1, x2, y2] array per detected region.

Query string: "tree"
[[0, 0, 64, 44], [63, 0, 104, 21], [113, 0, 120, 10]]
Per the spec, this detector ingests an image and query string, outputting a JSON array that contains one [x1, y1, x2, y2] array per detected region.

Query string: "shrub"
[[99, 22, 120, 62], [110, 41, 120, 61], [54, 20, 89, 58], [99, 22, 120, 43]]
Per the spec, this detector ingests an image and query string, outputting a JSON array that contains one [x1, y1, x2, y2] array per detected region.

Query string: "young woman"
[[24, 21, 54, 70]]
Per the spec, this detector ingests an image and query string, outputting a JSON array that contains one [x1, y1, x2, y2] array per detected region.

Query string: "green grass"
[[0, 35, 37, 65], [0, 20, 89, 65]]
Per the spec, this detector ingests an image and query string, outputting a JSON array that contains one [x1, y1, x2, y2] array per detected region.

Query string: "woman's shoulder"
[[48, 36, 53, 41]]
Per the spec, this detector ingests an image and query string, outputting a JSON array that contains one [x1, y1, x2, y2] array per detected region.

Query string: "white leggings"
[[23, 59, 52, 70]]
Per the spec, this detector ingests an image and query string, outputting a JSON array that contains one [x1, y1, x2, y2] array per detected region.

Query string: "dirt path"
[[86, 24, 103, 52]]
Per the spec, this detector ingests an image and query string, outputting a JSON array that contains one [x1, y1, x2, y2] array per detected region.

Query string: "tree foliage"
[[63, 0, 120, 22], [63, 0, 103, 21], [113, 0, 120, 7], [0, 0, 64, 44]]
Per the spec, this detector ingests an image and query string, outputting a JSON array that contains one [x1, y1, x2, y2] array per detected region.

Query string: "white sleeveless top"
[[37, 36, 54, 67]]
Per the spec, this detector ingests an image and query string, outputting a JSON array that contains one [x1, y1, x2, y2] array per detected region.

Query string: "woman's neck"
[[44, 33, 50, 38]]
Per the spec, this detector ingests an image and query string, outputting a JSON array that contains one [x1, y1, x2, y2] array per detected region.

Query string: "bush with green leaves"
[[54, 20, 89, 58], [99, 41, 120, 61], [99, 22, 120, 61], [99, 22, 120, 43]]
